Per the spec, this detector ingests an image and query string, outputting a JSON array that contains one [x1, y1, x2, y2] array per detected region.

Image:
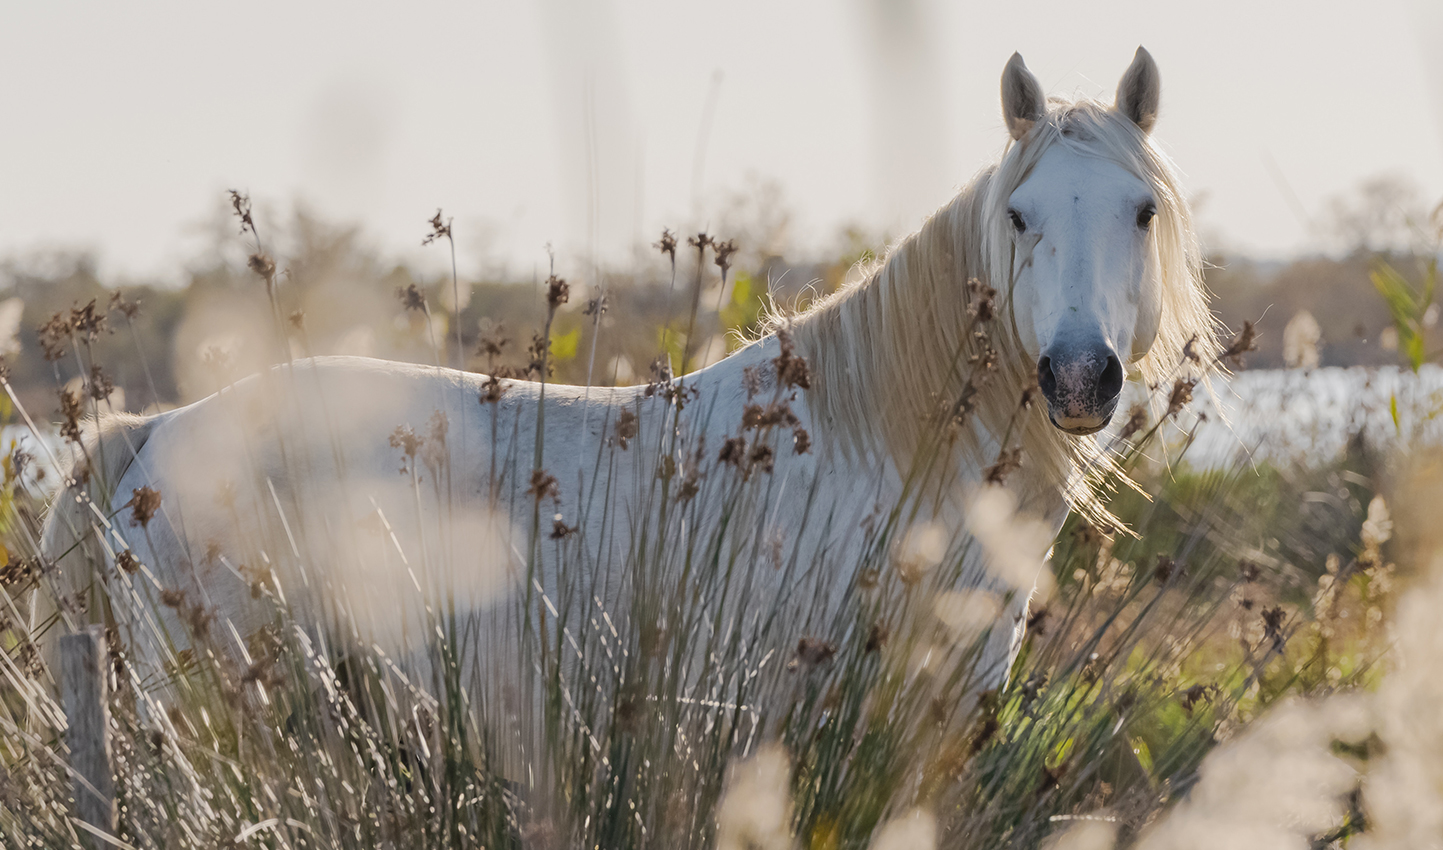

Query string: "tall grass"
[[0, 208, 1429, 850]]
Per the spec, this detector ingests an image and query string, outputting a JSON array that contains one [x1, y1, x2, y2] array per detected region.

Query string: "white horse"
[[39, 48, 1215, 717]]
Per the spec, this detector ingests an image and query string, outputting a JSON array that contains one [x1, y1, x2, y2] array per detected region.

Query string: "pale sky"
[[2, 0, 1441, 286]]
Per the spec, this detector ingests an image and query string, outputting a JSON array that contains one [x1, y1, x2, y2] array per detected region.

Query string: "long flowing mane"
[[770, 97, 1219, 527]]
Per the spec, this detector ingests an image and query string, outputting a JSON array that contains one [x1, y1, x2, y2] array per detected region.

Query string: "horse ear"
[[1115, 46, 1161, 134], [1001, 52, 1046, 141]]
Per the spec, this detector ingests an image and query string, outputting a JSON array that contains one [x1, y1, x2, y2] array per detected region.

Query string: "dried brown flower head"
[[865, 622, 889, 653], [526, 331, 552, 379], [967, 278, 998, 323], [1261, 605, 1287, 652], [1166, 378, 1196, 418], [527, 469, 559, 502], [615, 408, 639, 449], [116, 550, 140, 574], [1026, 605, 1049, 636], [228, 190, 255, 237], [792, 427, 811, 455], [130, 486, 162, 528], [58, 387, 84, 443], [742, 402, 800, 432], [480, 373, 509, 404], [984, 446, 1023, 486], [478, 324, 509, 362], [1221, 320, 1259, 368], [742, 365, 762, 399], [773, 329, 811, 391], [1153, 554, 1182, 584], [422, 209, 452, 246], [108, 291, 141, 320], [713, 238, 738, 279], [0, 556, 36, 588], [550, 514, 578, 540], [38, 311, 70, 361], [718, 436, 746, 469], [583, 292, 608, 318], [1179, 683, 1215, 714], [545, 275, 570, 311], [389, 425, 423, 474], [88, 364, 114, 402], [749, 443, 775, 475], [686, 232, 713, 253], [1182, 334, 1202, 365], [247, 253, 276, 280], [1119, 404, 1148, 441], [789, 637, 837, 671], [397, 284, 427, 312], [654, 228, 677, 262]]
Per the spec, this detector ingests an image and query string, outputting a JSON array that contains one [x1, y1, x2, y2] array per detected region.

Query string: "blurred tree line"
[[3, 176, 1437, 423]]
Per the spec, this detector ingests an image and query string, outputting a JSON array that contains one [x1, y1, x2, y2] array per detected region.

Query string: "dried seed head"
[[389, 425, 423, 474], [742, 365, 762, 399], [38, 311, 70, 361], [397, 284, 427, 312], [773, 329, 811, 391], [1222, 320, 1259, 368], [1182, 334, 1201, 365], [477, 324, 509, 361], [228, 190, 255, 236], [864, 622, 889, 653], [966, 278, 998, 323], [615, 408, 639, 449], [527, 469, 559, 502], [247, 253, 276, 280], [480, 373, 509, 404], [422, 208, 452, 246], [749, 443, 775, 475], [983, 446, 1023, 486], [583, 291, 608, 318], [115, 551, 139, 574], [130, 486, 162, 528], [58, 387, 84, 443], [686, 232, 713, 253], [1153, 554, 1181, 584], [549, 514, 577, 540], [792, 427, 811, 455], [789, 637, 837, 671], [713, 238, 738, 279], [108, 291, 141, 320], [1119, 404, 1148, 440], [654, 228, 677, 261], [526, 331, 552, 379], [1166, 378, 1196, 418], [718, 436, 746, 469], [545, 275, 570, 311], [87, 364, 114, 403]]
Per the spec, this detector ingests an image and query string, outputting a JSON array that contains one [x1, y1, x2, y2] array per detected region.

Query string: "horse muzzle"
[[1037, 343, 1124, 436]]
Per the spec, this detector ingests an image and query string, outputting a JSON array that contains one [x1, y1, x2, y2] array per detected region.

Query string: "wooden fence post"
[[60, 626, 116, 845]]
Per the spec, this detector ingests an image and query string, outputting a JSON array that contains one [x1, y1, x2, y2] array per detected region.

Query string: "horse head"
[[998, 48, 1168, 435]]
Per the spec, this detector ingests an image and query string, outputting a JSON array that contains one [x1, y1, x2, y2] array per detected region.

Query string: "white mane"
[[773, 98, 1219, 528]]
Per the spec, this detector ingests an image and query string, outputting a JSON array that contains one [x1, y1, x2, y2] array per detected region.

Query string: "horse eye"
[[1137, 203, 1157, 229], [1007, 209, 1026, 233]]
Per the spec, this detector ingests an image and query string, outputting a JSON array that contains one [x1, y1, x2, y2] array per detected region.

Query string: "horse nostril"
[[1037, 356, 1056, 400], [1097, 354, 1124, 404]]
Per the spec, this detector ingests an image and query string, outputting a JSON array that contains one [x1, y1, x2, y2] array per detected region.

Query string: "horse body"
[[39, 48, 1215, 714]]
